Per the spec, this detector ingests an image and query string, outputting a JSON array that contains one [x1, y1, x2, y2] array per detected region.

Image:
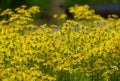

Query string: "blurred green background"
[[0, 0, 120, 9], [65, 0, 120, 7]]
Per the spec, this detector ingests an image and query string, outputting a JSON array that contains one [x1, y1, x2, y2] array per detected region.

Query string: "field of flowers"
[[0, 5, 120, 81]]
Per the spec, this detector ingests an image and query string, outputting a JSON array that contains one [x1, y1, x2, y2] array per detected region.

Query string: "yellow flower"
[[53, 14, 58, 19], [111, 66, 118, 71], [59, 13, 67, 19]]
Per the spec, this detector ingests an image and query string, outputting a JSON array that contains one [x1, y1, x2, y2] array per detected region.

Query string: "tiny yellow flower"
[[53, 14, 58, 19], [59, 13, 67, 19]]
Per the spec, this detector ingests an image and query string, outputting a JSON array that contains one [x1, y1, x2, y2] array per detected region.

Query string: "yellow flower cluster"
[[0, 5, 120, 81], [53, 13, 67, 19], [69, 5, 105, 21]]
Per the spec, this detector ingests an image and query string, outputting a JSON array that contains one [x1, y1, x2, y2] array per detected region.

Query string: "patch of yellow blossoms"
[[0, 5, 120, 81]]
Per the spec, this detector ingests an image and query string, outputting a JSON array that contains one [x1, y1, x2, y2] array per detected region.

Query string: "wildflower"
[[53, 14, 58, 19], [59, 13, 67, 19]]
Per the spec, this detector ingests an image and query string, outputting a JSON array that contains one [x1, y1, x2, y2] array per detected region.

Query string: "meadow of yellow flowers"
[[0, 5, 120, 81]]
